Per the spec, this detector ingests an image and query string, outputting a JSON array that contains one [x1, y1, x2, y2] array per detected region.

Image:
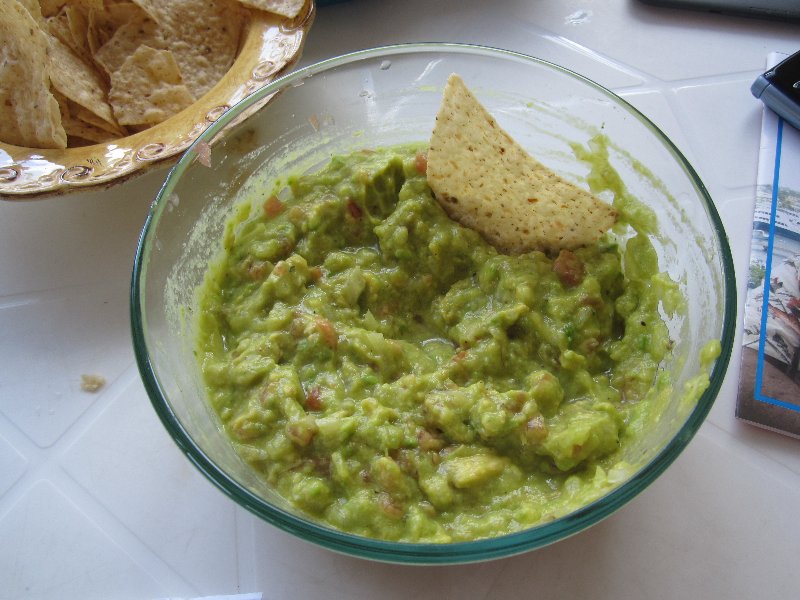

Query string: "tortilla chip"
[[45, 13, 73, 45], [132, 0, 243, 98], [86, 2, 148, 55], [74, 0, 103, 9], [39, 0, 68, 17], [234, 0, 306, 18], [55, 94, 115, 143], [109, 45, 194, 126], [53, 91, 121, 137], [71, 102, 127, 136], [17, 0, 44, 22], [63, 5, 94, 62], [0, 0, 66, 148], [427, 74, 617, 254], [93, 12, 160, 76], [45, 10, 93, 67], [46, 33, 120, 131]]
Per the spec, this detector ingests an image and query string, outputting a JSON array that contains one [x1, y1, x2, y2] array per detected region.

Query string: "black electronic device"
[[752, 50, 800, 131], [638, 0, 800, 22]]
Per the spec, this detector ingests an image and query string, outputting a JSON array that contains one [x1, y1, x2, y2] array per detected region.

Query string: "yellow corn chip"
[[55, 94, 115, 144], [93, 13, 160, 76], [76, 0, 102, 9], [17, 0, 44, 22], [132, 0, 244, 98], [109, 45, 194, 126], [45, 10, 93, 67], [235, 0, 306, 18], [86, 2, 148, 55], [39, 0, 68, 17], [45, 13, 73, 44], [0, 0, 66, 148], [72, 102, 127, 136], [427, 74, 617, 254], [63, 5, 94, 62], [46, 33, 120, 132]]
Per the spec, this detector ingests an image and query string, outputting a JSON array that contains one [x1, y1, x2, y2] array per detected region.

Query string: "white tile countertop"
[[1, 1, 799, 598]]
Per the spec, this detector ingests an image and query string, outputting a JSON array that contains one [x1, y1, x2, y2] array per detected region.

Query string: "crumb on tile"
[[80, 374, 106, 393]]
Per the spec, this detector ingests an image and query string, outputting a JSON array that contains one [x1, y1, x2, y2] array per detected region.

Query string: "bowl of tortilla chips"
[[0, 0, 314, 198], [132, 43, 736, 563]]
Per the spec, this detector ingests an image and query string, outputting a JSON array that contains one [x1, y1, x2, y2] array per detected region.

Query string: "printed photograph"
[[737, 105, 800, 437]]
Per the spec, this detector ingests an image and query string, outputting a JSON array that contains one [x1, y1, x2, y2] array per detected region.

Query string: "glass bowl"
[[131, 43, 736, 564]]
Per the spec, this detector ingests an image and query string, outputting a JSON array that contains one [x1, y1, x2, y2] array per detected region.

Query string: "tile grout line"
[[0, 277, 130, 310], [0, 361, 200, 597], [0, 363, 139, 519], [702, 417, 800, 485]]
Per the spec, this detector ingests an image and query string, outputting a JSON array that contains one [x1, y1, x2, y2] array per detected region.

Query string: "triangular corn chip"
[[131, 0, 243, 99], [93, 13, 161, 76], [109, 45, 194, 126], [0, 0, 66, 148], [235, 0, 306, 18], [47, 34, 120, 131], [427, 73, 617, 254], [17, 0, 44, 23]]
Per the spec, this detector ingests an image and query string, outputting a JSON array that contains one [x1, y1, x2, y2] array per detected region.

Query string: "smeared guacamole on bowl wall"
[[195, 144, 705, 542]]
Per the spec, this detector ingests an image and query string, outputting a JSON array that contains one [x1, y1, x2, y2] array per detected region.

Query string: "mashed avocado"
[[196, 145, 682, 542]]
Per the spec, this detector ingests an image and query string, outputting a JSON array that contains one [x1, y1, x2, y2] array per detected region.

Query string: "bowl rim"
[[131, 42, 737, 564]]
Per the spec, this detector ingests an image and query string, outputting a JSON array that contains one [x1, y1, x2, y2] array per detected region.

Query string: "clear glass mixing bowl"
[[131, 43, 736, 564]]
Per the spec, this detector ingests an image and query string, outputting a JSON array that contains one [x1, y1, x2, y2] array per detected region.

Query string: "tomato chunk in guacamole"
[[196, 145, 674, 543]]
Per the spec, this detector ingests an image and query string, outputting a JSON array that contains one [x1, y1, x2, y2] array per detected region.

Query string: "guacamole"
[[196, 145, 679, 542]]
